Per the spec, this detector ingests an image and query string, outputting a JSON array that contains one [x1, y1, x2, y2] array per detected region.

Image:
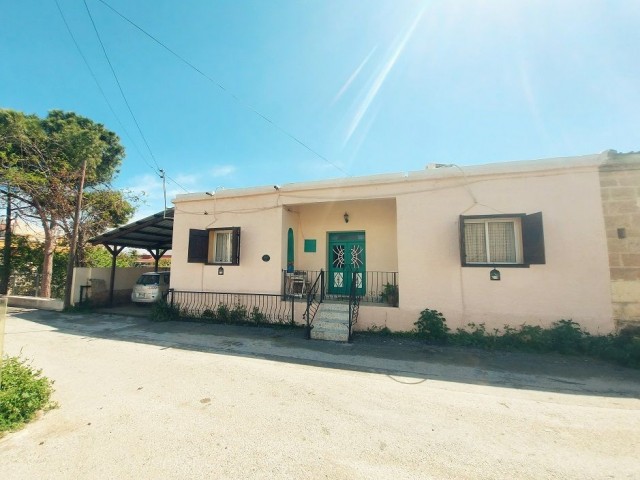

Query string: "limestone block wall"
[[599, 152, 640, 328]]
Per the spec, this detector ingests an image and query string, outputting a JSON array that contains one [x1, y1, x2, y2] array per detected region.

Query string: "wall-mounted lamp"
[[344, 212, 349, 223], [218, 267, 224, 275], [490, 268, 501, 281]]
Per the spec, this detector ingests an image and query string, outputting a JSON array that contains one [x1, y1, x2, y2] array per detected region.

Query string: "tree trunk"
[[0, 190, 12, 294], [40, 222, 56, 298]]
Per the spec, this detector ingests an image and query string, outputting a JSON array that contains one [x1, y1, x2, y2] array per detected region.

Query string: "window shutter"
[[522, 212, 545, 264], [187, 229, 208, 263], [231, 227, 241, 265], [459, 216, 467, 266]]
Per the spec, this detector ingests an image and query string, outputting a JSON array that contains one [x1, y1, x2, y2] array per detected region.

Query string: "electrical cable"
[[83, 0, 162, 173], [54, 0, 159, 175], [165, 174, 190, 194], [94, 0, 350, 177]]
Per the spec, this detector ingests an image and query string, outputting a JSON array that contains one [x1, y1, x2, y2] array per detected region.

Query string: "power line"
[[165, 174, 190, 193], [54, 0, 159, 175], [83, 0, 162, 173], [94, 0, 350, 177]]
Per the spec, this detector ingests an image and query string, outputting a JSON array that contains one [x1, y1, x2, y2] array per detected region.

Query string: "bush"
[[215, 303, 230, 322], [407, 309, 640, 368], [229, 304, 248, 323], [201, 309, 216, 322], [414, 309, 449, 343], [249, 307, 268, 325], [1, 356, 55, 434], [149, 300, 180, 322]]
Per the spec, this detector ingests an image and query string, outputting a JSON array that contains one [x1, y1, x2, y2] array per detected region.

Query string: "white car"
[[131, 272, 170, 304]]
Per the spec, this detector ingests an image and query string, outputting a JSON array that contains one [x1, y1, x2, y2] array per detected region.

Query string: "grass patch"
[[1, 356, 56, 435]]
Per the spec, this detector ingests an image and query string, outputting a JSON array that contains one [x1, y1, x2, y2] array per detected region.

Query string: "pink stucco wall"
[[171, 154, 615, 333]]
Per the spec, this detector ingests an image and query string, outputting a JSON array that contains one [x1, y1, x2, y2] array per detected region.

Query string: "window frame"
[[459, 212, 546, 267], [207, 227, 241, 266], [462, 215, 524, 266]]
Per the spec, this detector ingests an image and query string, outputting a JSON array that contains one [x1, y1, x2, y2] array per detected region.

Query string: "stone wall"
[[599, 152, 640, 329]]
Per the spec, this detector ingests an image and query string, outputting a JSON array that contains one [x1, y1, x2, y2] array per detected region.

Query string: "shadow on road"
[[6, 307, 640, 399]]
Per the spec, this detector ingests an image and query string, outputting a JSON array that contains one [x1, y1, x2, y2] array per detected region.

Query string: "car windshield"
[[136, 275, 159, 285]]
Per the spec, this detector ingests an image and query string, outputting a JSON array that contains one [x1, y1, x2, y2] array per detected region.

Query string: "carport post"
[[147, 248, 168, 273], [104, 244, 124, 306]]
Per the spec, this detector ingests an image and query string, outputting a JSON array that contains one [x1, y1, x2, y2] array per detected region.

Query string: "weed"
[[414, 309, 449, 343], [149, 300, 180, 322], [1, 356, 56, 434], [249, 307, 268, 325], [229, 304, 248, 323], [215, 303, 230, 322]]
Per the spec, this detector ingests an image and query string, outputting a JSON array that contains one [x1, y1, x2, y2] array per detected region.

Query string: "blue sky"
[[2, 1, 639, 218]]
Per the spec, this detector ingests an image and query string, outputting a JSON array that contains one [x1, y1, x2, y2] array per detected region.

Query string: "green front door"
[[328, 231, 366, 296]]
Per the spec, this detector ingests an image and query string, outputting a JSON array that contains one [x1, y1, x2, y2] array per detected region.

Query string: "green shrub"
[[149, 300, 180, 322], [591, 326, 640, 368], [496, 324, 548, 352], [201, 309, 216, 322], [229, 304, 248, 323], [545, 319, 589, 354], [249, 307, 268, 325], [453, 323, 495, 348], [1, 356, 56, 434], [213, 303, 229, 322], [414, 309, 449, 343], [381, 284, 399, 307]]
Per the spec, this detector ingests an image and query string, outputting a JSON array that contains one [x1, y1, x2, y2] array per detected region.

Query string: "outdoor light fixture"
[[490, 268, 501, 281], [218, 267, 224, 275], [344, 212, 349, 223]]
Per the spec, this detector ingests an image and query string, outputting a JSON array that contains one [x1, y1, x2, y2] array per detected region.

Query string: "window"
[[459, 213, 545, 266], [187, 227, 241, 265]]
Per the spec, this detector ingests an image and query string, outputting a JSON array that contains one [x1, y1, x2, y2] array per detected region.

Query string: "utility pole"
[[63, 159, 87, 309], [0, 188, 11, 295]]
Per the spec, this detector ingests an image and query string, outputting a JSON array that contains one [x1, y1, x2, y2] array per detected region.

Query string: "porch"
[[282, 269, 399, 306]]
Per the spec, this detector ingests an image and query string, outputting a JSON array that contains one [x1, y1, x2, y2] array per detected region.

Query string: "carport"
[[89, 208, 173, 305]]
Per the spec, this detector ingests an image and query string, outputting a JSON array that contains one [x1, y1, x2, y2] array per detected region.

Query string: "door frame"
[[326, 231, 366, 296]]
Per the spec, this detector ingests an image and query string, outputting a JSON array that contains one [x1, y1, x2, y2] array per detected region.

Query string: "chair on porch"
[[285, 272, 308, 297]]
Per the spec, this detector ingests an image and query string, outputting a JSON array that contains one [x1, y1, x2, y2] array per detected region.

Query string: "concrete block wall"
[[599, 152, 640, 328]]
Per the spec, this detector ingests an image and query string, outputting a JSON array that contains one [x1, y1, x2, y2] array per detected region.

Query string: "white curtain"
[[488, 222, 516, 262], [214, 231, 232, 263], [464, 223, 487, 263]]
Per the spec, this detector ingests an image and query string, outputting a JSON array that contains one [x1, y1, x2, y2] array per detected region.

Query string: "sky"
[[2, 0, 639, 219]]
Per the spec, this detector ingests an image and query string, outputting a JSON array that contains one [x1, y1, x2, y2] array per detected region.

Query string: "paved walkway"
[[1, 308, 639, 479]]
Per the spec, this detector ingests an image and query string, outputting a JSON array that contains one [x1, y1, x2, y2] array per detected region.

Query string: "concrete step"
[[313, 321, 349, 333], [309, 302, 351, 342], [310, 326, 349, 342], [320, 302, 350, 312]]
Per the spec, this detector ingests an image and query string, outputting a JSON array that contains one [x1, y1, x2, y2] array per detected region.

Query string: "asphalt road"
[[1, 308, 639, 479]]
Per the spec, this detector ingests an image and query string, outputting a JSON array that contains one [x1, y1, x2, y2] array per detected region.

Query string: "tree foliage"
[[0, 109, 134, 297], [84, 245, 139, 268]]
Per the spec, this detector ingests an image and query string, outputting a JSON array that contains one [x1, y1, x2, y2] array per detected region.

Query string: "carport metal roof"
[[89, 208, 174, 250], [88, 208, 173, 305]]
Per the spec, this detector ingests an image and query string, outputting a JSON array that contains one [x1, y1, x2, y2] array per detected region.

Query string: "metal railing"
[[282, 270, 398, 304], [348, 271, 361, 342], [167, 290, 296, 326], [304, 269, 324, 339]]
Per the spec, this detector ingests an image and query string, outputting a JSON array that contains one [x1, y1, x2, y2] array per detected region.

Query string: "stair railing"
[[304, 269, 324, 339], [348, 270, 361, 342]]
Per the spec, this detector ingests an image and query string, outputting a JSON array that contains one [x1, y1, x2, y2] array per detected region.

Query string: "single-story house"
[[169, 151, 640, 338]]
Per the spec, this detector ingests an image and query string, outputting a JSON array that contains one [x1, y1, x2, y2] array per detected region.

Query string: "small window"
[[459, 213, 545, 266], [208, 227, 241, 265]]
